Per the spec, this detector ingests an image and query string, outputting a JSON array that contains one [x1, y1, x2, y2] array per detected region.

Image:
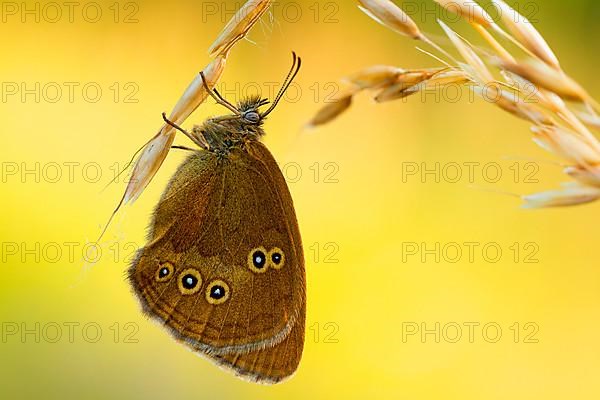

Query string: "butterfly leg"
[[171, 145, 196, 152], [162, 112, 210, 150], [199, 71, 240, 115]]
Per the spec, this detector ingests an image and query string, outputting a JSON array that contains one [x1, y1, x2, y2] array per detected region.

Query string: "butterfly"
[[128, 53, 305, 384]]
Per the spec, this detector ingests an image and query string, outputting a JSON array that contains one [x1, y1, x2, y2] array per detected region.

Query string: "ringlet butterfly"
[[128, 53, 305, 384]]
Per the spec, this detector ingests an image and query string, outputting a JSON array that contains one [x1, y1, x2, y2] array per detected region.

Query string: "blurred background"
[[1, 0, 600, 398]]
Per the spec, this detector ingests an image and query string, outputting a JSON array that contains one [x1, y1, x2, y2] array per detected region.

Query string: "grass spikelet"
[[345, 65, 406, 89], [438, 20, 494, 83], [434, 0, 496, 28], [208, 0, 272, 57], [498, 59, 589, 103], [565, 166, 600, 188], [374, 68, 448, 102], [358, 0, 423, 39], [532, 125, 600, 166], [522, 183, 600, 208], [306, 92, 356, 128], [491, 0, 560, 70]]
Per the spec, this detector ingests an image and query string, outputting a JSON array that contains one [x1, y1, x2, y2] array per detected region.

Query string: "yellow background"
[[1, 0, 600, 398]]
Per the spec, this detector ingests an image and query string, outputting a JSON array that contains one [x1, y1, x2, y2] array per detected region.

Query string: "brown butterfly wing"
[[210, 298, 305, 383], [129, 143, 305, 383]]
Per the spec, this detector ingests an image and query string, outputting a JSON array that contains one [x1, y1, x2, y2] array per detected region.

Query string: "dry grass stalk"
[[122, 1, 270, 206], [99, 0, 271, 239], [311, 0, 600, 207], [123, 56, 227, 204], [167, 56, 227, 126]]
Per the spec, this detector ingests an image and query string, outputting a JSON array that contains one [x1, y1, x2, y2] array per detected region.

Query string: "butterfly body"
[[128, 66, 306, 384]]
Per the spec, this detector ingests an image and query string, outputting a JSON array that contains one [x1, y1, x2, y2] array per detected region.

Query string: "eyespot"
[[247, 247, 268, 273], [244, 111, 260, 123], [177, 268, 202, 295], [205, 280, 231, 305], [156, 262, 174, 282], [268, 247, 285, 270]]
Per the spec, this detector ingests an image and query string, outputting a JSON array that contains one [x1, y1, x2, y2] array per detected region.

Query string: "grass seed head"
[[358, 0, 423, 39]]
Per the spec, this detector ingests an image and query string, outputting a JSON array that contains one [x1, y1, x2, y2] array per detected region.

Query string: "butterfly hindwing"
[[129, 143, 305, 382]]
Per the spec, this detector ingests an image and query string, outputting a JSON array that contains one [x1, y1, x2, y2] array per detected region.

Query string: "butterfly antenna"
[[261, 51, 302, 117]]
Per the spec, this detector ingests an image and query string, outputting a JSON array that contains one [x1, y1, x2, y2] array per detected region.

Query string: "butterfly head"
[[236, 96, 271, 125], [206, 52, 302, 127], [192, 53, 302, 150]]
